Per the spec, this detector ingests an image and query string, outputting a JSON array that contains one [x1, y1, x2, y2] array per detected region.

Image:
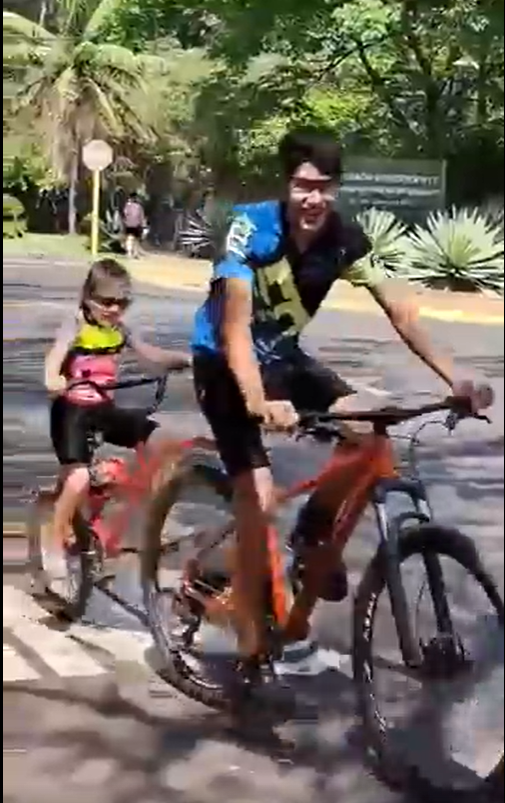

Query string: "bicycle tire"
[[353, 523, 504, 800], [27, 492, 99, 621], [141, 455, 235, 711]]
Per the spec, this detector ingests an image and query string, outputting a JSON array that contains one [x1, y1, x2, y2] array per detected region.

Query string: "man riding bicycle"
[[191, 126, 492, 704]]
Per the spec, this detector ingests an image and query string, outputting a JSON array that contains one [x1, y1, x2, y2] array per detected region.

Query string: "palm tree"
[[3, 0, 158, 233]]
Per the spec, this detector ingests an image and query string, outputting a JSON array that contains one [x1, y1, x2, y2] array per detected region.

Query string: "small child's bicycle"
[[27, 370, 209, 620], [141, 395, 503, 800]]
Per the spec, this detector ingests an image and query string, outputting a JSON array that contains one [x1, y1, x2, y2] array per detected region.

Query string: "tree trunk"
[[67, 149, 78, 235], [476, 54, 487, 127], [39, 0, 48, 26]]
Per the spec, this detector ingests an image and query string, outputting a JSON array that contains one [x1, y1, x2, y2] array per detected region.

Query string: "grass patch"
[[3, 233, 93, 260], [2, 232, 210, 279]]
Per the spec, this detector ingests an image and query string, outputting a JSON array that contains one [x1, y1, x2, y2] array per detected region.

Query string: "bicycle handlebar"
[[296, 396, 491, 435], [67, 367, 190, 415]]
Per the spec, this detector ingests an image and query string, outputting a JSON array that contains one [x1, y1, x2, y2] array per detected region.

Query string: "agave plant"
[[479, 200, 504, 238], [407, 207, 504, 294], [356, 208, 411, 277], [178, 200, 235, 260]]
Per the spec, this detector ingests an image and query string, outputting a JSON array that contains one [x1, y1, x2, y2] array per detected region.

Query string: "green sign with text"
[[339, 157, 446, 220]]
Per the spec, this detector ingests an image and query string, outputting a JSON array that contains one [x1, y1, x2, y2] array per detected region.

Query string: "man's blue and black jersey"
[[191, 200, 383, 365]]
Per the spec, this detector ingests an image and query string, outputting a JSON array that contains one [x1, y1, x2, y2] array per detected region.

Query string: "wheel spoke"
[[28, 499, 98, 620], [142, 461, 239, 708]]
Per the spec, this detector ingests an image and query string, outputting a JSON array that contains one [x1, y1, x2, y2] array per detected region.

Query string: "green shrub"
[[3, 193, 27, 238], [356, 208, 411, 277], [407, 207, 504, 294], [81, 212, 125, 254], [479, 199, 504, 238]]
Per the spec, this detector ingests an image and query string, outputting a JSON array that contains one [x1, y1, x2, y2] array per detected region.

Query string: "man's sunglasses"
[[92, 295, 131, 310]]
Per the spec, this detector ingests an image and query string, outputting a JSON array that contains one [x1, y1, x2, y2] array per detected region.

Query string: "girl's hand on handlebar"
[[45, 374, 67, 396], [167, 352, 191, 371]]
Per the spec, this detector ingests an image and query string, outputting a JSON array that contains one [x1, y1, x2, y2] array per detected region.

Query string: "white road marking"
[[3, 643, 40, 682], [69, 624, 152, 667], [3, 585, 106, 678], [3, 300, 64, 308], [3, 582, 354, 684]]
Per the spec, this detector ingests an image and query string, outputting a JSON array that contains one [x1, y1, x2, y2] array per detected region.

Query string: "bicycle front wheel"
[[141, 455, 238, 711], [353, 524, 504, 801]]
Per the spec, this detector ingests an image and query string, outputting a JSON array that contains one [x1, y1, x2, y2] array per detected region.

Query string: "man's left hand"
[[450, 380, 494, 413]]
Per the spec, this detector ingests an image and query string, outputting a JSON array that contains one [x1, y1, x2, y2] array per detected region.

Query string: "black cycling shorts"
[[50, 397, 158, 465], [193, 350, 355, 479], [125, 225, 143, 239]]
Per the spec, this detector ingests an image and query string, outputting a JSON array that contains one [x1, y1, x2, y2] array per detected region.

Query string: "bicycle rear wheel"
[[28, 491, 102, 621], [141, 455, 239, 711], [353, 524, 504, 800]]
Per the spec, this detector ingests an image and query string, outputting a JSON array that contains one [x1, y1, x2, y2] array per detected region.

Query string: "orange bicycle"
[[142, 396, 503, 799], [27, 369, 207, 621]]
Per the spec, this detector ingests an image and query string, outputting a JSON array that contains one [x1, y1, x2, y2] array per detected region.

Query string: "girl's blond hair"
[[81, 259, 132, 304]]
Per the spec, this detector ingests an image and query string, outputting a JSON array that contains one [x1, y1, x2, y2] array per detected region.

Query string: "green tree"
[[203, 0, 503, 153], [107, 0, 503, 200], [3, 0, 160, 233]]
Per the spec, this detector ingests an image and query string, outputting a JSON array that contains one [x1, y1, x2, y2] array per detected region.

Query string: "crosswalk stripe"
[[3, 585, 106, 678], [69, 624, 152, 667], [3, 643, 40, 682]]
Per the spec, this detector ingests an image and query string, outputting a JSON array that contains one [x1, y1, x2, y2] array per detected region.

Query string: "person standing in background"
[[122, 193, 146, 259]]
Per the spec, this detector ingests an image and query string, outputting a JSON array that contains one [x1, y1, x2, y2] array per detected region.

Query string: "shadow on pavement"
[[4, 675, 414, 803], [6, 653, 502, 803]]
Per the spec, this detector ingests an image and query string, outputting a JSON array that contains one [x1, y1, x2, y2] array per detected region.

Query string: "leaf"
[[84, 0, 126, 38], [2, 11, 55, 44], [178, 200, 236, 258], [2, 43, 48, 69], [356, 207, 411, 276]]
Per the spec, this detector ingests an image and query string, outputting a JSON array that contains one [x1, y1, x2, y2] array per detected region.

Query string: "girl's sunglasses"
[[92, 295, 131, 310]]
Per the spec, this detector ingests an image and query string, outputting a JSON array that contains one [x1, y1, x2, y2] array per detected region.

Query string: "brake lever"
[[446, 410, 491, 433], [476, 413, 492, 424]]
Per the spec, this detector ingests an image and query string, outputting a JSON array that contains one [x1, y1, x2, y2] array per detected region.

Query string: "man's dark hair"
[[278, 127, 343, 181]]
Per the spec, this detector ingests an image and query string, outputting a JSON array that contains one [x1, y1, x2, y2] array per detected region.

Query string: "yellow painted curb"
[[4, 259, 503, 327], [128, 266, 503, 327], [417, 307, 503, 325], [3, 523, 26, 537], [322, 298, 504, 326]]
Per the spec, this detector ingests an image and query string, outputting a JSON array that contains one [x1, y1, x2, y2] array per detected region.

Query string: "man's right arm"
[[220, 276, 266, 417], [209, 213, 265, 416], [214, 213, 300, 430]]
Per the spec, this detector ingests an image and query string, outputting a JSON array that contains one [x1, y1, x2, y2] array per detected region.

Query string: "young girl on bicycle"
[[45, 258, 189, 546]]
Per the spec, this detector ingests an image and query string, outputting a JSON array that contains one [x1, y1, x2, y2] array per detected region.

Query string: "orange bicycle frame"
[[267, 433, 399, 631]]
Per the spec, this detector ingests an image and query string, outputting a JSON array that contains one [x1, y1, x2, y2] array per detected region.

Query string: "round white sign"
[[82, 139, 113, 172]]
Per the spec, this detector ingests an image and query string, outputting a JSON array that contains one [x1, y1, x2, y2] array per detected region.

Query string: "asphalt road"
[[3, 257, 504, 803]]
